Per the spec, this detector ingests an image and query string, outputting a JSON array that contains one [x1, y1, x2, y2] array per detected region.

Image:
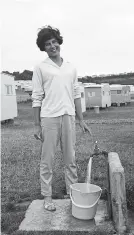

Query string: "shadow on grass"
[[1, 211, 26, 234]]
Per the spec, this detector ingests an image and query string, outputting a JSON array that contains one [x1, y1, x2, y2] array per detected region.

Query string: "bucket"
[[94, 106, 100, 114], [70, 183, 102, 220]]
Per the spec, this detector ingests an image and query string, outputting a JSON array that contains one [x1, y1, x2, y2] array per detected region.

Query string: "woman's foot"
[[64, 194, 70, 199], [43, 196, 56, 212]]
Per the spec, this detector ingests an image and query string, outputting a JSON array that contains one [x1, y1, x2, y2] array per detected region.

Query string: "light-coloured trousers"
[[40, 114, 78, 196]]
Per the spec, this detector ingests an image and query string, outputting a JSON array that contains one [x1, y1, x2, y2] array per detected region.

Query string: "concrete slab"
[[108, 152, 128, 234], [19, 199, 114, 233]]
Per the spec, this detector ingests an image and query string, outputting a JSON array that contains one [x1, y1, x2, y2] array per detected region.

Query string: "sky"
[[1, 0, 134, 76]]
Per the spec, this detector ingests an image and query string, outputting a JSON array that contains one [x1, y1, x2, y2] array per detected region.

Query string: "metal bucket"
[[94, 106, 100, 114]]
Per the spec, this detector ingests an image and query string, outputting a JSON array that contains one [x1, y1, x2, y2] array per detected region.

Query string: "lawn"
[[1, 101, 134, 234]]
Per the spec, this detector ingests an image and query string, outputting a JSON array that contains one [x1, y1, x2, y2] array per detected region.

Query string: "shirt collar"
[[44, 57, 64, 68]]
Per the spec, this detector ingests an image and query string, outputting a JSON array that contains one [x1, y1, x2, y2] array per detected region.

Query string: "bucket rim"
[[70, 183, 102, 194]]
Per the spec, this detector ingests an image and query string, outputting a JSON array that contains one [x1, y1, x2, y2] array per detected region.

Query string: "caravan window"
[[88, 92, 95, 97], [5, 85, 13, 95]]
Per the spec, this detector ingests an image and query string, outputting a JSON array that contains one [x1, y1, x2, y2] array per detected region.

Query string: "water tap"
[[93, 141, 100, 155]]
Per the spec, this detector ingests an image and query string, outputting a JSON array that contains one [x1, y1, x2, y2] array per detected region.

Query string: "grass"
[[10, 230, 115, 235], [1, 101, 134, 234]]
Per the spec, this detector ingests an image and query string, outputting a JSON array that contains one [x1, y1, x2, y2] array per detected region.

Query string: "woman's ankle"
[[44, 196, 52, 202]]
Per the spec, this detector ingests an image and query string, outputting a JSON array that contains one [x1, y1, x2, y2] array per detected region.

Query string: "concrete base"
[[19, 199, 114, 233]]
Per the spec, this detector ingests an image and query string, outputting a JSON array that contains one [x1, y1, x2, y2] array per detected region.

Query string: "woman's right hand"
[[34, 125, 43, 142]]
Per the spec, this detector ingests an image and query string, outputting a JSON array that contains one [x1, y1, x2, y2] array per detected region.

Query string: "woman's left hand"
[[79, 120, 92, 136]]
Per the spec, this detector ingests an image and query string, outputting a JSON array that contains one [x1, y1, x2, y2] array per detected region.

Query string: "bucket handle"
[[70, 186, 102, 209]]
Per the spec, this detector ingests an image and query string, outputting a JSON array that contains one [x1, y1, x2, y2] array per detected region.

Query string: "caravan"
[[1, 73, 17, 121], [110, 84, 131, 105], [84, 83, 111, 109]]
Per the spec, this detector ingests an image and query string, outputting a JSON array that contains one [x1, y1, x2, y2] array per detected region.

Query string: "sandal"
[[64, 194, 70, 199], [43, 201, 56, 212]]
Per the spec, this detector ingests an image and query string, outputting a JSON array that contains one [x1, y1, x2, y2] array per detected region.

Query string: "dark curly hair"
[[36, 25, 63, 51]]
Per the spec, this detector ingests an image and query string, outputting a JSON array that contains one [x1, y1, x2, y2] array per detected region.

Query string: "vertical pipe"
[[107, 157, 112, 220]]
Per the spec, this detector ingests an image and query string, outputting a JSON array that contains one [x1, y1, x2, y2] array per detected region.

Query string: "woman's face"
[[44, 37, 60, 58]]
